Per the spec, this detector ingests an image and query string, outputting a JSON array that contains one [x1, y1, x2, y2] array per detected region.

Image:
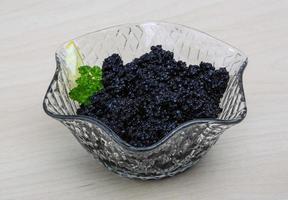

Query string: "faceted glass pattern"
[[43, 22, 247, 179]]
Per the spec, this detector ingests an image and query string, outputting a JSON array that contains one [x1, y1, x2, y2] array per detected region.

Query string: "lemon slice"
[[64, 40, 84, 87]]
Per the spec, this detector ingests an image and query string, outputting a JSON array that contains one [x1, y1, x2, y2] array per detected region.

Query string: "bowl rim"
[[43, 21, 248, 152]]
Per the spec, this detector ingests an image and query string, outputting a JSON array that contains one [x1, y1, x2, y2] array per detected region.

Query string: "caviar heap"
[[77, 45, 229, 147]]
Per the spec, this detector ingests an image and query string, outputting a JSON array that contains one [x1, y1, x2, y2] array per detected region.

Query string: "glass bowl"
[[43, 22, 247, 180]]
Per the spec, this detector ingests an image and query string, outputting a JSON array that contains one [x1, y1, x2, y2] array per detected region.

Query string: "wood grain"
[[1, 0, 288, 199]]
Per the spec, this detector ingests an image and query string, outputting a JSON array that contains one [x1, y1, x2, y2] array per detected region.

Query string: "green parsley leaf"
[[69, 65, 103, 105]]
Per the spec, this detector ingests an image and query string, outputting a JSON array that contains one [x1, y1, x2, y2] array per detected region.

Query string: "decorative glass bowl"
[[43, 22, 247, 180]]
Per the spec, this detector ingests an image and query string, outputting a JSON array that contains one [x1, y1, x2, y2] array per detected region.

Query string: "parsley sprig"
[[69, 65, 103, 105]]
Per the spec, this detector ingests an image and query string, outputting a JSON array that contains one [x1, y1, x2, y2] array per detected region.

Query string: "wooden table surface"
[[1, 0, 288, 199]]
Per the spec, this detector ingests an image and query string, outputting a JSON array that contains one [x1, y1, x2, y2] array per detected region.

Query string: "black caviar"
[[77, 45, 229, 147]]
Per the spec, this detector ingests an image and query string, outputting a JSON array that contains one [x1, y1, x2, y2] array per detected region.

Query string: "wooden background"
[[1, 0, 288, 199]]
